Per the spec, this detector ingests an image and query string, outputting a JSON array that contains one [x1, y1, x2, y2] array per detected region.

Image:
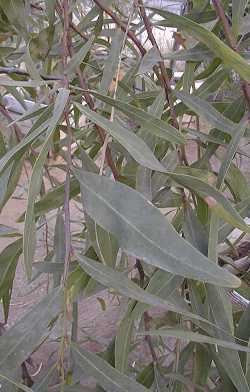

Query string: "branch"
[[137, 0, 179, 128], [56, 1, 119, 179], [93, 0, 146, 56], [0, 66, 62, 81], [212, 0, 250, 114]]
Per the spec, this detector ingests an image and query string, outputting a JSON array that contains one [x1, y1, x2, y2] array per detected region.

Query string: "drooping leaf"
[[23, 88, 69, 279], [0, 288, 62, 377], [76, 254, 206, 321], [72, 343, 157, 392], [140, 328, 250, 353], [76, 92, 185, 144], [74, 103, 166, 172], [100, 29, 124, 94], [74, 169, 240, 287], [151, 8, 250, 82]]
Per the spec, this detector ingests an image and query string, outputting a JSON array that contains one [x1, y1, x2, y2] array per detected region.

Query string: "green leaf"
[[74, 169, 240, 287], [23, 88, 69, 279], [76, 254, 204, 321], [138, 46, 161, 74], [232, 0, 248, 37], [0, 238, 22, 321], [100, 30, 124, 94], [175, 91, 238, 137], [151, 8, 250, 83], [0, 79, 57, 87], [0, 106, 52, 175], [0, 288, 62, 377], [66, 35, 95, 78], [74, 103, 165, 171], [169, 171, 250, 233], [77, 91, 185, 144], [217, 117, 248, 188], [53, 211, 65, 287], [140, 328, 250, 353], [0, 224, 20, 237], [72, 343, 156, 392]]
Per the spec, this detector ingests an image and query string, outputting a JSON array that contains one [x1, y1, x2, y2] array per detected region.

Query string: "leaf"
[[0, 238, 22, 321], [0, 374, 33, 392], [76, 254, 204, 321], [175, 91, 238, 137], [236, 304, 250, 371], [0, 106, 52, 175], [100, 29, 124, 94], [77, 91, 185, 144], [168, 171, 250, 233], [0, 288, 62, 377], [232, 0, 248, 36], [53, 211, 65, 287], [23, 88, 69, 279], [75, 103, 166, 171], [151, 8, 250, 83], [138, 46, 161, 74], [74, 169, 240, 287], [72, 343, 156, 392], [66, 35, 95, 78], [140, 328, 250, 353], [0, 224, 20, 237], [217, 117, 248, 188], [0, 79, 57, 87]]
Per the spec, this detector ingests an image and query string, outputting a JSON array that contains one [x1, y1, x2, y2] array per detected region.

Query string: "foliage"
[[0, 0, 250, 390]]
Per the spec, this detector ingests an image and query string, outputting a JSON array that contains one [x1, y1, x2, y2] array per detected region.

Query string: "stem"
[[93, 0, 146, 56], [212, 0, 250, 113], [135, 259, 158, 363], [137, 0, 178, 126], [136, 0, 188, 166], [55, 2, 119, 180]]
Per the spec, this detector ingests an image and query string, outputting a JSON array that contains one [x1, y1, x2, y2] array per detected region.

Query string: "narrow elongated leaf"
[[0, 288, 62, 377], [76, 254, 205, 321], [217, 118, 248, 187], [66, 36, 94, 77], [169, 171, 250, 233], [0, 106, 52, 175], [74, 169, 240, 287], [0, 79, 57, 87], [232, 0, 248, 36], [75, 103, 165, 172], [140, 328, 250, 353], [24, 88, 69, 279], [151, 8, 250, 83], [72, 344, 157, 392], [0, 224, 20, 237], [0, 238, 22, 321], [77, 91, 185, 144], [138, 46, 161, 74], [175, 91, 237, 136], [100, 30, 124, 94]]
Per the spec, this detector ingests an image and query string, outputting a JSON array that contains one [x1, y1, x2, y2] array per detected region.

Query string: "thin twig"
[[55, 1, 119, 179], [135, 259, 158, 363], [93, 0, 146, 56], [0, 66, 62, 80], [212, 0, 250, 114], [100, 2, 136, 175], [136, 0, 188, 166]]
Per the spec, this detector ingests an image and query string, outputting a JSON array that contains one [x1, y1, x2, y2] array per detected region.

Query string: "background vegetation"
[[1, 0, 250, 390]]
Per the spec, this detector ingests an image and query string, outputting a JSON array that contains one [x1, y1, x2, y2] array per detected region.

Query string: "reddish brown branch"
[[137, 0, 179, 128], [212, 0, 250, 114], [93, 0, 146, 56], [56, 1, 119, 179]]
